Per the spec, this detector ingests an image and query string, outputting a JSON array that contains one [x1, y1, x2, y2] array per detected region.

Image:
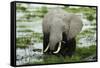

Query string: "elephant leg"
[[60, 33, 76, 57], [43, 33, 50, 54], [59, 33, 68, 57], [66, 38, 76, 57]]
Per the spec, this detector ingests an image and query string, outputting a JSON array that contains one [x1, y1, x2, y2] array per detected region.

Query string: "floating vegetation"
[[32, 32, 43, 42], [86, 14, 95, 21], [17, 25, 30, 28], [29, 45, 96, 64], [16, 37, 31, 48], [16, 3, 97, 65], [16, 32, 43, 48], [16, 5, 27, 12], [80, 29, 94, 36], [76, 45, 96, 59], [17, 29, 33, 32]]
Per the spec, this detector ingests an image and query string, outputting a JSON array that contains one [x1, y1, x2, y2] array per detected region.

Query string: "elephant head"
[[44, 20, 67, 54]]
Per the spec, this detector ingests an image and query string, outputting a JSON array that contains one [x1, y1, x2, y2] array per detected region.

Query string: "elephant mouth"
[[44, 41, 66, 54]]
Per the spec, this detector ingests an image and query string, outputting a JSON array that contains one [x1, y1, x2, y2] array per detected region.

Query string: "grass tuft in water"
[[16, 37, 31, 48], [30, 45, 96, 64], [17, 29, 33, 32]]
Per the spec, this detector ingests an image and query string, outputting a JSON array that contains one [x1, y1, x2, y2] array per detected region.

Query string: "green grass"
[[64, 7, 96, 21], [16, 32, 43, 48], [17, 25, 30, 28], [17, 29, 33, 32], [76, 45, 96, 59], [16, 37, 31, 48], [16, 4, 97, 64], [86, 14, 95, 21], [16, 4, 96, 22], [79, 29, 94, 36], [30, 45, 96, 64], [16, 44, 28, 48], [32, 32, 43, 42]]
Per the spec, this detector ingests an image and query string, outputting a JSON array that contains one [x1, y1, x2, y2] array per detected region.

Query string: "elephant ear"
[[67, 15, 83, 40]]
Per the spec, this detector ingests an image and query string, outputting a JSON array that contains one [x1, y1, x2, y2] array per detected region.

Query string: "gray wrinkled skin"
[[42, 8, 83, 51]]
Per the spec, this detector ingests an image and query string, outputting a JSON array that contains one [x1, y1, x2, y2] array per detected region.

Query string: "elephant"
[[42, 8, 83, 57]]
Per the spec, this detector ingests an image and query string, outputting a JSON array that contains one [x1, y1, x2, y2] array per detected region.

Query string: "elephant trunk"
[[43, 35, 61, 53], [49, 39, 58, 51], [44, 28, 63, 53]]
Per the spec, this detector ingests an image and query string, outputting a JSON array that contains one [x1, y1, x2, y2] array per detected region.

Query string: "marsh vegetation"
[[16, 3, 97, 65]]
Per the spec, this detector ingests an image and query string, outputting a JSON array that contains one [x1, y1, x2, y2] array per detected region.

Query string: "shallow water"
[[16, 7, 96, 65], [16, 43, 43, 65], [16, 18, 96, 65], [77, 19, 96, 47]]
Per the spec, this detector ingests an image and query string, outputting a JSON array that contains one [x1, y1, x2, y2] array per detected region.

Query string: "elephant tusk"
[[53, 42, 61, 54], [44, 44, 49, 52]]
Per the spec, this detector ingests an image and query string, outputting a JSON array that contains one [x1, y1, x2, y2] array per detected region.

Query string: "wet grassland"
[[16, 3, 97, 65]]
